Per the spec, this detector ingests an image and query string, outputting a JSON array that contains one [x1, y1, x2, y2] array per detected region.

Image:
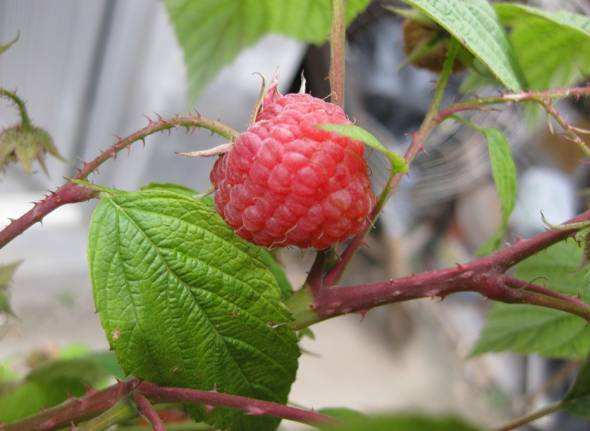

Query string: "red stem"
[[133, 392, 166, 431], [1, 380, 138, 431], [0, 115, 238, 250], [138, 382, 335, 427], [323, 129, 424, 287], [299, 209, 590, 327], [2, 380, 334, 431], [503, 275, 588, 309], [314, 270, 590, 324]]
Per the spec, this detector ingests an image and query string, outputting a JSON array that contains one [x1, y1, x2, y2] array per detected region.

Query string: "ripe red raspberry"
[[210, 86, 375, 249]]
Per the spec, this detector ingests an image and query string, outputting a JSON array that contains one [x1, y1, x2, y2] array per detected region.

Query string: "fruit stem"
[[329, 0, 346, 107], [0, 88, 32, 128], [323, 39, 460, 288]]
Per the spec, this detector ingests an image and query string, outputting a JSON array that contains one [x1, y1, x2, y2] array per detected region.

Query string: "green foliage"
[[319, 123, 408, 174], [399, 0, 522, 91], [141, 183, 294, 299], [563, 358, 590, 419], [0, 261, 21, 316], [0, 351, 122, 423], [88, 188, 299, 431], [0, 125, 64, 174], [318, 407, 367, 422], [320, 413, 482, 431], [140, 182, 198, 197], [0, 33, 19, 56], [477, 128, 517, 254], [165, 0, 370, 101], [495, 3, 590, 90], [472, 240, 590, 359]]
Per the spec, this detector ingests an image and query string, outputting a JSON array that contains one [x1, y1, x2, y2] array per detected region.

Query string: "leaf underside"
[[400, 0, 523, 91], [165, 0, 371, 101]]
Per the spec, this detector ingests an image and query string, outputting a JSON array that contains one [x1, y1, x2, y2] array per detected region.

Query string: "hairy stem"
[[0, 88, 32, 128], [495, 401, 564, 431], [0, 114, 238, 249], [323, 39, 460, 287], [329, 0, 346, 107]]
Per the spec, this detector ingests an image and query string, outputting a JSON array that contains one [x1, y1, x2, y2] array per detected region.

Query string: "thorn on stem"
[[245, 406, 266, 416]]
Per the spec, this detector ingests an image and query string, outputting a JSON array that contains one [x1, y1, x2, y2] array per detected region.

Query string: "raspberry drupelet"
[[210, 85, 375, 249]]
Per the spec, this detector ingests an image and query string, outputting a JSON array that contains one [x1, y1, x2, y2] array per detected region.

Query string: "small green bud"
[[0, 125, 64, 174]]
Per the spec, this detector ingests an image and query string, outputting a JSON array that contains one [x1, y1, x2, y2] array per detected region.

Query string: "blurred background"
[[1, 0, 590, 429]]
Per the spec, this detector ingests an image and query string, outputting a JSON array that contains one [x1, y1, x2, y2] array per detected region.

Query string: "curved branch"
[[288, 208, 590, 328], [138, 382, 335, 427], [1, 380, 138, 431], [0, 114, 238, 249], [0, 88, 32, 128], [2, 380, 334, 431], [436, 85, 590, 122], [495, 400, 564, 431]]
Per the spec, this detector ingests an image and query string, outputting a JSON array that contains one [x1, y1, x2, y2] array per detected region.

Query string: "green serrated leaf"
[[383, 6, 435, 26], [477, 128, 517, 254], [257, 251, 293, 301], [165, 0, 370, 101], [495, 3, 590, 91], [472, 240, 590, 359], [140, 182, 292, 299], [484, 129, 516, 223], [0, 33, 19, 56], [140, 182, 198, 198], [400, 0, 523, 91], [320, 413, 482, 431], [88, 188, 300, 431], [319, 123, 408, 173]]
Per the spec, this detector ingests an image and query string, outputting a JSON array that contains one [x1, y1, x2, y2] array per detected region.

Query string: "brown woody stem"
[[0, 114, 238, 249]]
